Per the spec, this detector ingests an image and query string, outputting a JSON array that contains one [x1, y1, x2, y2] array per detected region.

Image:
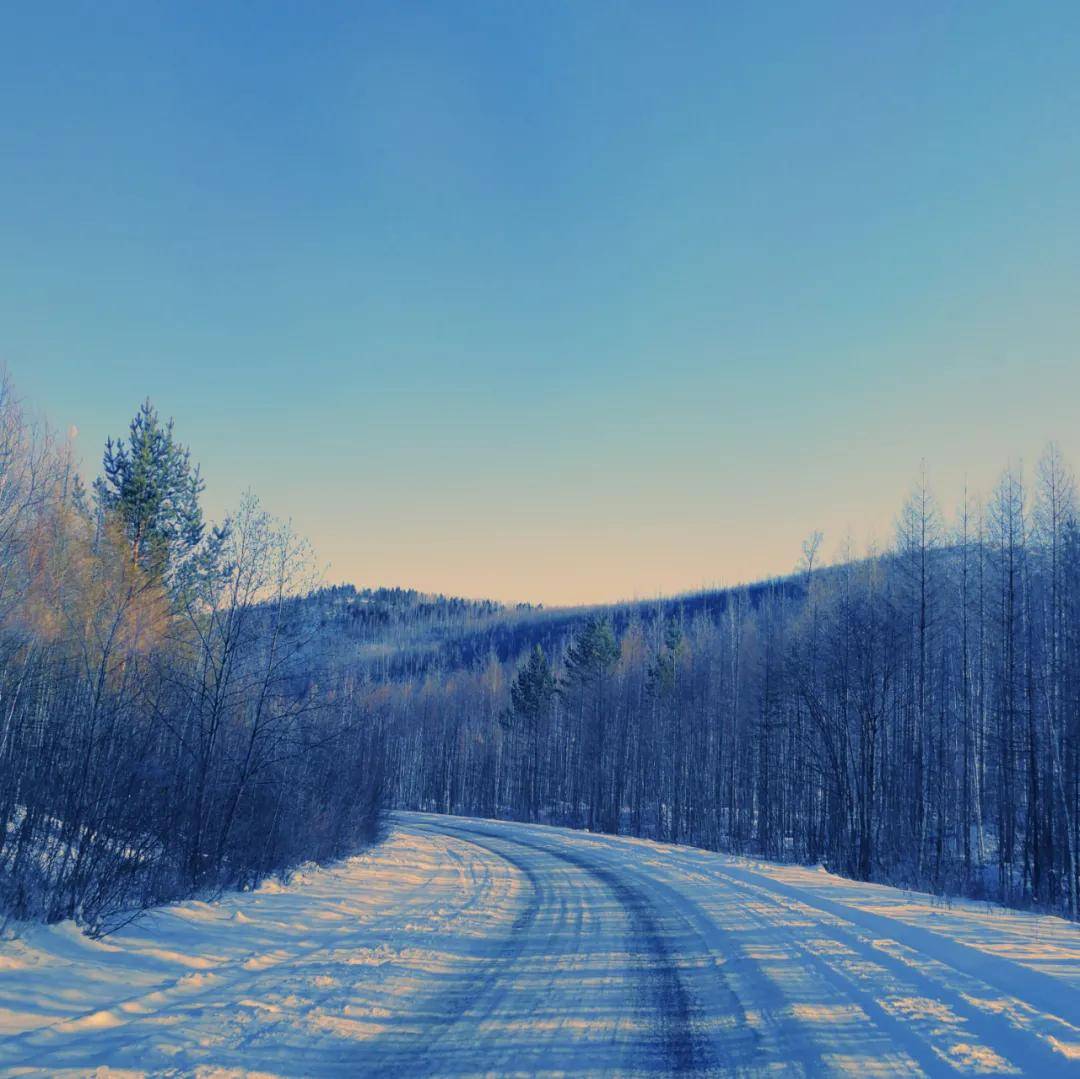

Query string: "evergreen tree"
[[94, 400, 205, 586], [646, 619, 682, 699], [509, 645, 557, 820], [647, 619, 683, 840], [564, 615, 620, 689], [510, 644, 558, 731], [564, 616, 620, 831]]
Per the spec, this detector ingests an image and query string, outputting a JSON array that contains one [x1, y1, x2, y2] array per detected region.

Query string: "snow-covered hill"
[[1, 814, 1078, 1075]]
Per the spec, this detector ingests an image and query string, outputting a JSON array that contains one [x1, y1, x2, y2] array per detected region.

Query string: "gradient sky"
[[3, 3, 1079, 604]]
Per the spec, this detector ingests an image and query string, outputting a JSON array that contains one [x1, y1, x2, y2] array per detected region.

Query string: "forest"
[[367, 462, 1080, 921], [0, 382, 382, 933], [3, 374, 1079, 930]]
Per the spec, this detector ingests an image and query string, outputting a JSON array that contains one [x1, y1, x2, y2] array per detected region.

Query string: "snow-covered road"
[[2, 813, 1079, 1076]]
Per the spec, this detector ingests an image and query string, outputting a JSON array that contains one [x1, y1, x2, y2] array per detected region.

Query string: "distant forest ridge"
[[291, 572, 809, 679]]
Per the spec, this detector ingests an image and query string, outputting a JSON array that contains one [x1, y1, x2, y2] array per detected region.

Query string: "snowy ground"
[[1, 813, 1079, 1076]]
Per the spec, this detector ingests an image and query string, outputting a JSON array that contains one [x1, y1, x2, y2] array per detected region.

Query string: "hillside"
[[288, 574, 806, 680]]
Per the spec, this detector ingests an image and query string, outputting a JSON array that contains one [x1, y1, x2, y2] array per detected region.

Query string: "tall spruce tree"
[[509, 645, 557, 820], [647, 619, 683, 841], [511, 644, 558, 730], [94, 399, 206, 587], [564, 615, 620, 688], [564, 616, 620, 831]]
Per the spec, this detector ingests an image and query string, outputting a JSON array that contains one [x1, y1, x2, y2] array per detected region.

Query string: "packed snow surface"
[[1, 813, 1079, 1076]]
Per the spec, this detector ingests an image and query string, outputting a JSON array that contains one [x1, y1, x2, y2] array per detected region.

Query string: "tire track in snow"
[[539, 824, 1080, 1073], [371, 825, 546, 1077], [427, 821, 722, 1075], [701, 862, 1077, 1073]]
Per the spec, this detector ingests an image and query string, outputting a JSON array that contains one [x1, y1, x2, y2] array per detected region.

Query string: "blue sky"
[[2, 3, 1079, 603]]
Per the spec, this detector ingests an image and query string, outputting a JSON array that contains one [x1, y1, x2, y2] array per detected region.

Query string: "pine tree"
[[511, 644, 558, 732], [94, 399, 206, 587], [646, 619, 682, 698], [647, 619, 683, 840], [564, 616, 620, 831], [509, 645, 557, 820], [564, 615, 620, 688]]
